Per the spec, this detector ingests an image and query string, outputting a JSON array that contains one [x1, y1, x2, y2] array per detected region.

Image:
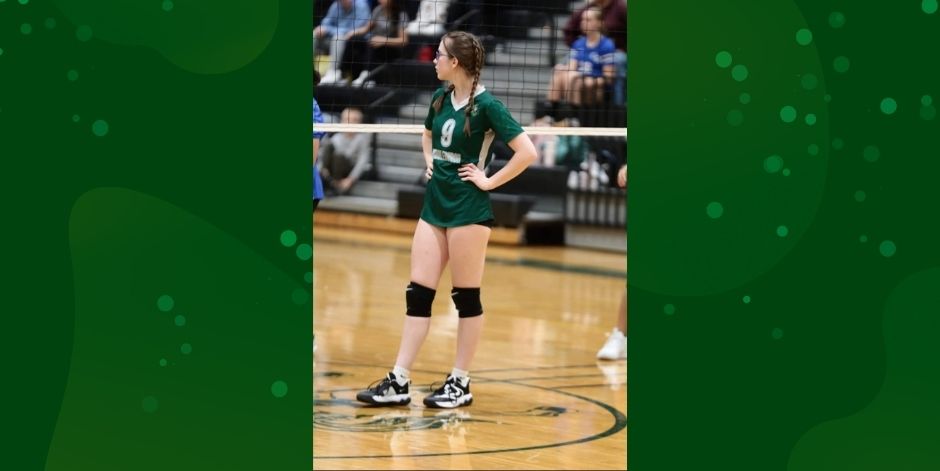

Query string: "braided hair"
[[431, 31, 486, 137]]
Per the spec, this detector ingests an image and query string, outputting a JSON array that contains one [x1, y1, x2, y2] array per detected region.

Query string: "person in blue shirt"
[[545, 7, 616, 118], [314, 0, 372, 84], [313, 70, 327, 212]]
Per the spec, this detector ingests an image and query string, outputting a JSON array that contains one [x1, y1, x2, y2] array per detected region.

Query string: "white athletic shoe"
[[597, 328, 627, 360], [351, 70, 370, 87], [319, 69, 341, 84]]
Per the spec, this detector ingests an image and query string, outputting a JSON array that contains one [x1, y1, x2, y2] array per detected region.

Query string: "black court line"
[[474, 363, 606, 373], [313, 365, 627, 461], [314, 236, 626, 279], [481, 372, 625, 382], [315, 369, 625, 396]]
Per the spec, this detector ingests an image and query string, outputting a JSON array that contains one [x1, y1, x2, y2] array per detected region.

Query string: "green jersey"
[[421, 86, 525, 227]]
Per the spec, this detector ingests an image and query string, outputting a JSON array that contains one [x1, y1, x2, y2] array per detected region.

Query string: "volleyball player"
[[356, 31, 538, 409]]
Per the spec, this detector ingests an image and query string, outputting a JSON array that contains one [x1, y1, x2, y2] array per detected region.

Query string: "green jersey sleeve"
[[484, 97, 525, 144], [425, 88, 447, 130]]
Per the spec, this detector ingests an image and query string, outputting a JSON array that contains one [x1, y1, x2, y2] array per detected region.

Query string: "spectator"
[[318, 108, 372, 195], [405, 0, 452, 37], [564, 0, 627, 106], [563, 0, 626, 51], [546, 7, 616, 115], [314, 0, 372, 84], [313, 70, 327, 211], [339, 0, 410, 86]]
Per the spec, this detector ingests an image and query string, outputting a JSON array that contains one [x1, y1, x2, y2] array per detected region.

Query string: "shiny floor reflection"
[[313, 227, 627, 470]]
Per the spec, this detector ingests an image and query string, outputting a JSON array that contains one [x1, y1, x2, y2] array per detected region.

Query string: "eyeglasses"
[[434, 50, 452, 60]]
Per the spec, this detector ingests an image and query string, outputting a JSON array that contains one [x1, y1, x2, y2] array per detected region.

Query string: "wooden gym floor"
[[313, 224, 627, 470]]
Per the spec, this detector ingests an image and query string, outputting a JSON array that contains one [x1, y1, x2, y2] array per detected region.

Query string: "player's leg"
[[447, 224, 489, 370], [424, 223, 489, 408], [395, 219, 449, 369], [357, 219, 448, 406]]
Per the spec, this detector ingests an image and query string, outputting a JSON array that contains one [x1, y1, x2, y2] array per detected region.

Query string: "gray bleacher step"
[[376, 132, 422, 151], [397, 107, 536, 126], [500, 38, 570, 55], [377, 77, 550, 100], [374, 114, 424, 125], [386, 104, 432, 122], [397, 94, 538, 123], [376, 147, 423, 167], [525, 210, 566, 223], [378, 165, 424, 185], [318, 195, 397, 216], [391, 61, 559, 84], [348, 180, 414, 200], [526, 26, 563, 41], [485, 65, 554, 82], [487, 50, 553, 68]]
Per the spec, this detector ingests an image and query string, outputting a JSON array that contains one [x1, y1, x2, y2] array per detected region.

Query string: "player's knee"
[[405, 282, 436, 317], [451, 287, 483, 318]]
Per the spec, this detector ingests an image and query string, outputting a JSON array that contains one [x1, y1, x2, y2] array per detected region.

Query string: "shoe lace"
[[366, 374, 394, 393], [428, 376, 461, 398]]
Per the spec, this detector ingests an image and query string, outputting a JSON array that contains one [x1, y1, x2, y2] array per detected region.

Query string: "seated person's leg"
[[344, 37, 369, 79], [318, 139, 337, 181], [567, 74, 584, 106], [581, 76, 603, 105]]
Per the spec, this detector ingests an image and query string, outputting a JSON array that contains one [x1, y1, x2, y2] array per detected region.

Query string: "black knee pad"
[[451, 287, 483, 318], [406, 282, 436, 317]]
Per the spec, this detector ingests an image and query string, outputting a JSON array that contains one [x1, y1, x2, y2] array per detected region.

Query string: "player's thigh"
[[410, 219, 449, 288], [445, 224, 491, 287]]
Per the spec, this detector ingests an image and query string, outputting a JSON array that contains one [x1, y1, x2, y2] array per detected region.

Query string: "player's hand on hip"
[[459, 163, 492, 191], [425, 165, 433, 181]]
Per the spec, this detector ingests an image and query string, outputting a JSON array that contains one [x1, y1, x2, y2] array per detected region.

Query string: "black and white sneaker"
[[356, 372, 411, 406], [423, 375, 473, 409]]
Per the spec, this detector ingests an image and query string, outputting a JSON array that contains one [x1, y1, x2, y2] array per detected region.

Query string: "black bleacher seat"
[[371, 60, 440, 90], [315, 84, 414, 118], [396, 186, 536, 228], [487, 161, 568, 215]]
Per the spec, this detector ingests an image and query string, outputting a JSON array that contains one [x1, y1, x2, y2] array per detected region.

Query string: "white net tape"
[[314, 123, 627, 137]]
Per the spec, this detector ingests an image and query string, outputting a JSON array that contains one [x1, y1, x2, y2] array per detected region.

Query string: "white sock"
[[392, 365, 410, 384], [450, 368, 470, 386]]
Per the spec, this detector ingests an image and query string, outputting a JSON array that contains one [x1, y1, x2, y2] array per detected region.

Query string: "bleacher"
[[314, 0, 626, 250]]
